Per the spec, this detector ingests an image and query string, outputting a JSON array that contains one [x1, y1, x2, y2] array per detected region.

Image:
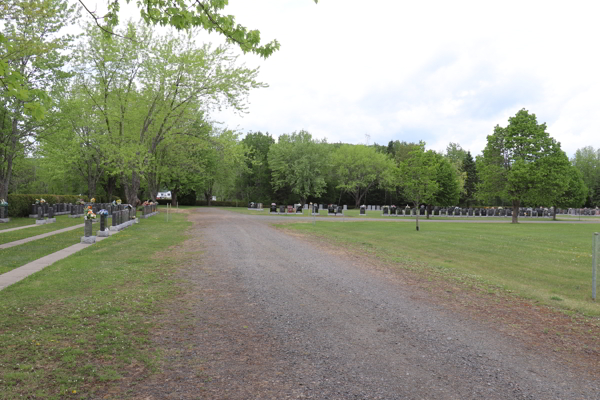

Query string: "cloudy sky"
[[117, 0, 599, 157]]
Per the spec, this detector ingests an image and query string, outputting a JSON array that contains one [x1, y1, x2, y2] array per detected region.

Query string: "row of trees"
[[2, 1, 596, 223]]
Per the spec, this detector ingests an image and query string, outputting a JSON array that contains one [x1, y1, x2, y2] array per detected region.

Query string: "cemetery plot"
[[0, 223, 102, 275], [0, 216, 83, 245], [0, 218, 37, 231]]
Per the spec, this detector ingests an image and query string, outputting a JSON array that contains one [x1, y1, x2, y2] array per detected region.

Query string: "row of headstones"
[[563, 208, 600, 216], [247, 202, 263, 209], [375, 207, 553, 217], [82, 206, 137, 243], [142, 204, 159, 218], [30, 203, 131, 218]]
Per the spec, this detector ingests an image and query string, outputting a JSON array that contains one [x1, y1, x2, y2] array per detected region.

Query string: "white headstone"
[[343, 205, 347, 210]]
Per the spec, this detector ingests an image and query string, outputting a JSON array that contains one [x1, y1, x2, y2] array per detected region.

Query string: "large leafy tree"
[[552, 166, 587, 220], [237, 131, 274, 203], [332, 144, 395, 208], [571, 146, 600, 206], [268, 130, 330, 205], [0, 0, 77, 199], [397, 144, 440, 231], [75, 23, 263, 205], [461, 151, 477, 207], [477, 109, 572, 223]]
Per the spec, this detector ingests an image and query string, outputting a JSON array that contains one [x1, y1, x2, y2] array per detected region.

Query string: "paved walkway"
[[0, 224, 84, 249], [0, 224, 39, 233], [0, 234, 111, 291]]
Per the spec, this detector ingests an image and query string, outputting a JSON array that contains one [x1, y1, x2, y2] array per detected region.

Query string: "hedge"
[[6, 194, 82, 217]]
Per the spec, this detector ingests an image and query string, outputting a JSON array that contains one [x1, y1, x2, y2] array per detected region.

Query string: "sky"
[[99, 0, 600, 157]]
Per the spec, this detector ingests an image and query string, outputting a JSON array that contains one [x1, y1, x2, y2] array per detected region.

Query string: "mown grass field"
[[0, 213, 191, 400], [282, 220, 600, 317], [0, 216, 84, 245]]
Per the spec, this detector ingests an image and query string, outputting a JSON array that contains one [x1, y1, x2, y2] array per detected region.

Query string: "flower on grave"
[[77, 199, 85, 205], [116, 199, 122, 205], [90, 198, 96, 203], [40, 198, 46, 204], [84, 209, 96, 220], [35, 198, 40, 204], [98, 209, 109, 215], [0, 199, 7, 206]]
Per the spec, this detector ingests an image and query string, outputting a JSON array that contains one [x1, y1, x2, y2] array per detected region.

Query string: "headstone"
[[328, 204, 335, 214], [343, 205, 347, 210], [390, 206, 397, 215], [312, 204, 319, 214], [382, 207, 389, 215], [270, 204, 277, 213], [279, 205, 285, 214], [360, 206, 366, 215], [336, 205, 343, 214], [37, 206, 44, 220]]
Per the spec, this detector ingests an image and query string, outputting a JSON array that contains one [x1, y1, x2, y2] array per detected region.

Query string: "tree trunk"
[[123, 171, 141, 207], [415, 201, 420, 231], [552, 206, 557, 221], [205, 191, 212, 206], [171, 188, 178, 206], [426, 204, 432, 219], [0, 119, 19, 200], [512, 199, 520, 224], [103, 175, 117, 201]]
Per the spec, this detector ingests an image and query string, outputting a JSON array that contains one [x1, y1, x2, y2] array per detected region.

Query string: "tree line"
[[2, 0, 599, 218]]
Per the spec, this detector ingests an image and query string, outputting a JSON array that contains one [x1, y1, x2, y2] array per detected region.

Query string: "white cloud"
[[81, 0, 600, 157]]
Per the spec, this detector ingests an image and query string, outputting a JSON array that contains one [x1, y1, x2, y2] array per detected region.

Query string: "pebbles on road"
[[133, 208, 599, 400]]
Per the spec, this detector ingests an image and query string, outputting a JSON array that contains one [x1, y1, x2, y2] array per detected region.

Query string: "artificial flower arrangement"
[[90, 198, 96, 203], [77, 199, 85, 205], [0, 199, 7, 206], [84, 207, 97, 220], [116, 199, 122, 205], [35, 198, 46, 204], [98, 209, 108, 216]]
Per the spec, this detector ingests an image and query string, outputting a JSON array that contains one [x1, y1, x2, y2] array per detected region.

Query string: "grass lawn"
[[0, 222, 105, 275], [0, 217, 38, 231], [0, 213, 191, 400], [0, 216, 84, 245], [282, 220, 600, 317]]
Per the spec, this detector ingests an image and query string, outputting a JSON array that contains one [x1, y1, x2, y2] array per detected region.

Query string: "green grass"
[[0, 217, 38, 231], [282, 220, 600, 317], [0, 213, 191, 399], [0, 216, 84, 245], [0, 222, 105, 275]]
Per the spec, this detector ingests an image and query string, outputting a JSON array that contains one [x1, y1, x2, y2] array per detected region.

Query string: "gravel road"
[[134, 208, 599, 400]]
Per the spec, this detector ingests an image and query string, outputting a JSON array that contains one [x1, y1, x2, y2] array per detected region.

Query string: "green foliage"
[[477, 109, 572, 222], [268, 131, 331, 204], [396, 144, 439, 230], [6, 194, 81, 217], [433, 153, 460, 206], [331, 144, 394, 207], [571, 146, 600, 206], [461, 151, 477, 206], [82, 0, 317, 59], [237, 131, 275, 202]]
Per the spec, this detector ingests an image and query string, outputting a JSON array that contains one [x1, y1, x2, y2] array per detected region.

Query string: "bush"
[[6, 194, 81, 217]]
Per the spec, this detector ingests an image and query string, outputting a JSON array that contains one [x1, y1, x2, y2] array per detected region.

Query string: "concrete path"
[[0, 224, 84, 249], [0, 234, 110, 291], [0, 224, 39, 233]]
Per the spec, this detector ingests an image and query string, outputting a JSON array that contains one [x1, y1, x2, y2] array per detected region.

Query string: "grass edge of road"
[[0, 212, 191, 400]]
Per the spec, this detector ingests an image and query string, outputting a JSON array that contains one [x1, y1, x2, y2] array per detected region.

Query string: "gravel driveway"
[[131, 208, 599, 400]]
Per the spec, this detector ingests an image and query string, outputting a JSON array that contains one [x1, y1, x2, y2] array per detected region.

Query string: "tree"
[[237, 131, 274, 203], [79, 0, 318, 58], [0, 0, 77, 199], [433, 152, 460, 207], [571, 146, 600, 206], [477, 109, 572, 223], [397, 144, 440, 231], [331, 144, 394, 207], [75, 23, 263, 205], [461, 151, 477, 207], [552, 166, 587, 220], [268, 131, 330, 205], [443, 142, 466, 203]]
